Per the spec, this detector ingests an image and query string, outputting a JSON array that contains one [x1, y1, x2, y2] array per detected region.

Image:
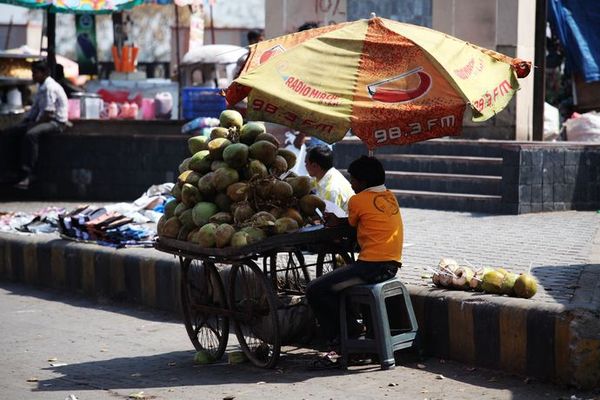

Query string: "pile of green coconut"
[[157, 109, 326, 248], [431, 258, 538, 299]]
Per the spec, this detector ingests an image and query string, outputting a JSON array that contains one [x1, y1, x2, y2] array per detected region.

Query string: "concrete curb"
[[1, 233, 598, 388]]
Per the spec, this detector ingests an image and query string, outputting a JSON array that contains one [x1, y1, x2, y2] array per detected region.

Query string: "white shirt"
[[314, 167, 355, 212], [28, 76, 69, 124]]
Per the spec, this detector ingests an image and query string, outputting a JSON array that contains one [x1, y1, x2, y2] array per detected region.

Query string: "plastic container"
[[154, 92, 173, 119], [68, 99, 80, 120], [140, 98, 155, 120], [182, 87, 226, 120]]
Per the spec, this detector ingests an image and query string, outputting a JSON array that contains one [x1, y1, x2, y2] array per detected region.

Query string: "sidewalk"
[[1, 201, 600, 388]]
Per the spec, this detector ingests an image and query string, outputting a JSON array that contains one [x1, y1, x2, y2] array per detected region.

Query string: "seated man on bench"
[[305, 155, 404, 368]]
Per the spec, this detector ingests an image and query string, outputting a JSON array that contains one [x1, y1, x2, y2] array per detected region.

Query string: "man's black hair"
[[31, 60, 49, 74], [298, 22, 319, 32], [247, 29, 263, 44], [347, 156, 385, 187], [306, 144, 333, 171]]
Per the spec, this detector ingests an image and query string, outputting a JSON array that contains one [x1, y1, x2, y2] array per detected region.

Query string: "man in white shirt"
[[2, 60, 69, 189], [304, 145, 355, 213]]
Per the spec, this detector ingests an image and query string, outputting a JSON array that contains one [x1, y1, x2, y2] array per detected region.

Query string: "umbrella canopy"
[[226, 17, 531, 149], [0, 0, 143, 13]]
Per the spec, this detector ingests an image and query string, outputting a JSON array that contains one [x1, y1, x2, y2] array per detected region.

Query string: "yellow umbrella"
[[226, 17, 531, 149]]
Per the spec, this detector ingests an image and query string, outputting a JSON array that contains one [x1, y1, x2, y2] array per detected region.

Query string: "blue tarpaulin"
[[549, 0, 600, 82]]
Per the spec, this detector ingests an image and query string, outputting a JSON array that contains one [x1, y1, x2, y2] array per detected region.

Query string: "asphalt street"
[[1, 282, 598, 400]]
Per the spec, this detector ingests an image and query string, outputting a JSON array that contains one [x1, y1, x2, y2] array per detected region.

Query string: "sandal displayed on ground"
[[307, 351, 341, 370]]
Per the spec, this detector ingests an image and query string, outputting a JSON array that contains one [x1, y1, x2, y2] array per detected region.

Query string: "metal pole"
[[174, 4, 182, 119], [47, 11, 56, 77], [209, 4, 215, 44], [4, 16, 13, 49], [532, 0, 547, 141]]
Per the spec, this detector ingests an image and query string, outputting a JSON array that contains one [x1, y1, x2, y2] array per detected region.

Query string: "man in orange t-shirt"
[[306, 156, 403, 365]]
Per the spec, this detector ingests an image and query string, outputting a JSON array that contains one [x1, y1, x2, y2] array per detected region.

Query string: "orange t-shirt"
[[347, 189, 403, 262]]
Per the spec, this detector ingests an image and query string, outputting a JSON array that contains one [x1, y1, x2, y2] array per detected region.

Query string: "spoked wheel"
[[229, 260, 280, 368], [263, 251, 310, 293], [181, 258, 229, 361], [316, 252, 354, 277]]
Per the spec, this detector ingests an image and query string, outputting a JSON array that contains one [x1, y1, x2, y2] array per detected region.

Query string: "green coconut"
[[271, 180, 294, 200], [207, 138, 232, 160], [214, 192, 232, 212], [481, 269, 504, 294], [212, 167, 240, 192], [209, 211, 233, 224], [174, 202, 189, 217], [178, 208, 196, 228], [215, 223, 235, 248], [181, 183, 202, 206], [192, 202, 219, 227], [161, 216, 181, 238], [187, 228, 199, 242], [210, 160, 229, 172], [164, 199, 178, 219], [299, 194, 326, 217], [270, 155, 288, 176], [500, 272, 518, 295], [178, 157, 192, 174], [196, 223, 218, 248], [513, 273, 538, 299], [209, 127, 229, 140], [171, 183, 182, 201], [245, 159, 268, 179], [177, 225, 194, 241], [281, 208, 304, 227], [187, 150, 212, 174], [255, 180, 274, 199], [194, 350, 216, 365], [277, 148, 297, 169], [178, 170, 201, 185], [239, 122, 266, 145], [226, 182, 249, 202], [219, 109, 243, 129], [469, 268, 492, 291], [197, 172, 216, 198], [249, 140, 278, 166], [241, 226, 267, 244], [286, 176, 312, 198], [157, 215, 167, 235], [254, 132, 280, 147], [233, 202, 254, 224], [188, 135, 208, 155], [274, 217, 299, 234], [223, 143, 249, 169], [230, 231, 249, 247]]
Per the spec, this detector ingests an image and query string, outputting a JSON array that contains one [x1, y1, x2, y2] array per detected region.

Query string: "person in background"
[[54, 63, 84, 98], [306, 156, 403, 369], [247, 29, 264, 45], [1, 60, 69, 190], [304, 145, 354, 213]]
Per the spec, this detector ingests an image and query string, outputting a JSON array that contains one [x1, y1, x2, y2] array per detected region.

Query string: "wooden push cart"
[[154, 224, 356, 368]]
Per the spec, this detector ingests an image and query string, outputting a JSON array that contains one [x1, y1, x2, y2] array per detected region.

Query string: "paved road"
[[2, 202, 599, 306], [1, 282, 596, 400]]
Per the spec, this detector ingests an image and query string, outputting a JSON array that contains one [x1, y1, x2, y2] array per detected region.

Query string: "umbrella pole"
[[47, 11, 56, 76], [174, 4, 182, 119], [209, 4, 215, 44]]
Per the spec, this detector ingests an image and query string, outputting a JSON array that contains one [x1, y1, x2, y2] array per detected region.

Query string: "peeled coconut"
[[210, 127, 229, 140], [178, 170, 201, 185], [299, 194, 326, 217], [286, 176, 312, 198], [513, 273, 538, 299], [181, 183, 202, 206], [215, 223, 235, 248], [219, 109, 243, 130], [246, 159, 268, 179], [208, 138, 232, 160], [250, 211, 276, 227], [209, 211, 233, 224], [192, 202, 219, 227], [239, 122, 266, 145], [197, 172, 216, 197], [469, 268, 492, 291], [196, 223, 218, 248], [212, 167, 239, 192], [481, 269, 504, 294], [161, 217, 182, 238], [270, 155, 288, 176], [274, 217, 299, 234], [231, 231, 250, 247], [188, 150, 212, 174], [452, 266, 474, 289], [249, 140, 278, 166], [223, 143, 249, 169], [178, 157, 191, 174], [254, 132, 280, 147], [271, 180, 294, 200], [188, 135, 208, 154], [277, 148, 297, 169], [281, 208, 304, 227], [164, 199, 178, 219], [226, 182, 248, 202], [438, 258, 459, 270], [233, 203, 254, 224]]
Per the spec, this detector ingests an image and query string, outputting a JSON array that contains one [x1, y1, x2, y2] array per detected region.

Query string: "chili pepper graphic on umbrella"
[[367, 67, 432, 103]]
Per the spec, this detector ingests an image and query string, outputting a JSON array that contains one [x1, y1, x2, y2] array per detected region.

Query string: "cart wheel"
[[228, 260, 280, 368], [316, 252, 354, 277], [263, 251, 310, 293], [181, 259, 229, 361]]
